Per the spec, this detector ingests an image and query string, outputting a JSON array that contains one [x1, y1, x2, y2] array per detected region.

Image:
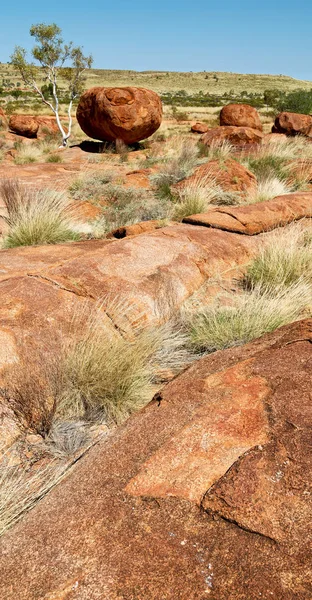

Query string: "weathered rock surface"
[[0, 225, 257, 375], [172, 158, 257, 195], [273, 111, 312, 137], [191, 121, 209, 134], [76, 86, 162, 144], [184, 191, 312, 234], [9, 114, 39, 138], [106, 219, 166, 239], [1, 318, 311, 599], [201, 125, 263, 148], [220, 103, 263, 131]]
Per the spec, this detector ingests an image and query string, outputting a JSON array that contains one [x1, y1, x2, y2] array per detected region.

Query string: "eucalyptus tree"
[[10, 24, 93, 146]]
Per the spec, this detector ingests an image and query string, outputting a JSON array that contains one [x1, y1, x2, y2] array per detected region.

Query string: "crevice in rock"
[[26, 273, 95, 300], [204, 510, 278, 545]]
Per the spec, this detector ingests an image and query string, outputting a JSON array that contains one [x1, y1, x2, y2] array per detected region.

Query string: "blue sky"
[[1, 0, 312, 80]]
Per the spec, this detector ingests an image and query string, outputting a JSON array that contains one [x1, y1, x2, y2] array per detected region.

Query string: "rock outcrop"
[[201, 125, 263, 148], [191, 121, 209, 134], [0, 226, 257, 375], [9, 115, 39, 138], [220, 103, 263, 131], [1, 318, 311, 599], [172, 158, 257, 195], [184, 191, 312, 234], [273, 111, 312, 136], [76, 86, 162, 144]]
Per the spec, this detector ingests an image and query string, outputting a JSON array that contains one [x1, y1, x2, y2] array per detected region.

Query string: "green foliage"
[[276, 89, 312, 114], [10, 23, 93, 144]]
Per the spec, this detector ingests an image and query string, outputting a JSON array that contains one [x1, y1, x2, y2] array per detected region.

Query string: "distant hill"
[[83, 70, 312, 95], [0, 63, 311, 95]]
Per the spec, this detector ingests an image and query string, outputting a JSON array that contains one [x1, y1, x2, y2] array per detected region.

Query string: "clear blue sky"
[[1, 0, 312, 80]]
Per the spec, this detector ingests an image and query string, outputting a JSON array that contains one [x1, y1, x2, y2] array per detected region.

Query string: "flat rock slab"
[[1, 319, 311, 599], [183, 192, 312, 234], [0, 226, 257, 373]]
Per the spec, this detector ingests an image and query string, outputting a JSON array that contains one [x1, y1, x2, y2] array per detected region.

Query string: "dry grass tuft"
[[0, 180, 79, 248], [59, 299, 190, 424], [245, 176, 291, 204], [14, 144, 43, 164], [185, 281, 311, 353], [0, 456, 66, 536], [198, 139, 234, 160], [172, 175, 218, 220], [244, 223, 312, 290], [151, 137, 199, 198]]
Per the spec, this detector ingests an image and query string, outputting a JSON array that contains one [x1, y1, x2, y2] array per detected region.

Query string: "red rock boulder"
[[172, 158, 257, 195], [183, 191, 312, 234], [9, 115, 39, 138], [191, 121, 209, 134], [273, 111, 312, 136], [1, 319, 312, 599], [201, 126, 263, 148], [76, 86, 162, 144], [220, 103, 263, 131]]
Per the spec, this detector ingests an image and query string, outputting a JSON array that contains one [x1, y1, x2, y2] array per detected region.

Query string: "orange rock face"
[[273, 111, 312, 136], [201, 126, 263, 148], [191, 121, 209, 134], [9, 115, 39, 138], [173, 158, 257, 195], [183, 191, 312, 234], [1, 318, 312, 599], [220, 103, 263, 131], [76, 86, 162, 144]]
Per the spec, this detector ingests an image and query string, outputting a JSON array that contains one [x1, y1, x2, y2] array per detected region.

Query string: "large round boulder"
[[273, 111, 312, 136], [220, 103, 263, 131], [76, 87, 162, 144], [201, 126, 263, 148], [9, 115, 39, 138]]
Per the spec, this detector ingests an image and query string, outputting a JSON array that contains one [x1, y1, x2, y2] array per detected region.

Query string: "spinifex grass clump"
[[172, 175, 219, 221], [185, 281, 311, 353], [0, 457, 66, 536], [59, 300, 190, 424], [244, 223, 312, 290], [14, 144, 43, 165], [246, 177, 291, 204], [151, 137, 199, 199], [1, 180, 79, 248], [68, 170, 114, 200], [242, 136, 312, 200]]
